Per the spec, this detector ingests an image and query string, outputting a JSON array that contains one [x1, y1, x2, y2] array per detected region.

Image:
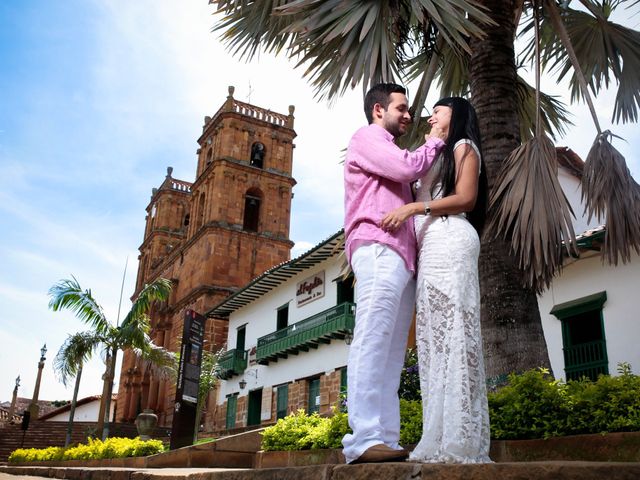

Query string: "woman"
[[381, 97, 491, 463]]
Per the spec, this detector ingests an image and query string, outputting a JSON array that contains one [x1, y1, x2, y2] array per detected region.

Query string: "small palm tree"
[[49, 276, 174, 439], [54, 332, 100, 446]]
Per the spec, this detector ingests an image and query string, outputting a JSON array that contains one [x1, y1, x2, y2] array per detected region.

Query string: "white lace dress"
[[408, 139, 491, 464]]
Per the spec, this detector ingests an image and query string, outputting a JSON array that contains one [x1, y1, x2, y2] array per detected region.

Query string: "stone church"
[[116, 87, 297, 430]]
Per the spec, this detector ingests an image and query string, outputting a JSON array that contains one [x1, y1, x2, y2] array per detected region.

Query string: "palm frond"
[[53, 331, 101, 387], [284, 1, 401, 100], [581, 131, 640, 264], [213, 0, 494, 101], [538, 0, 640, 123], [486, 135, 578, 293], [436, 42, 469, 98], [515, 75, 572, 141], [119, 278, 172, 350], [132, 341, 178, 380], [213, 0, 298, 59], [48, 276, 110, 335]]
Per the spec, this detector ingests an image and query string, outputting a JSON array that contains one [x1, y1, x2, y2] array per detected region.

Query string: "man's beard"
[[385, 119, 406, 138]]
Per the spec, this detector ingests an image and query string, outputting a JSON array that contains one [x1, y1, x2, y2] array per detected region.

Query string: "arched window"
[[250, 142, 265, 169], [243, 190, 261, 232], [183, 213, 190, 227], [205, 148, 213, 166]]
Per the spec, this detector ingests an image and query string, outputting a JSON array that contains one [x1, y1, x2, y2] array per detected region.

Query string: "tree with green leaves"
[[212, 0, 640, 383], [53, 332, 98, 446], [49, 276, 175, 439]]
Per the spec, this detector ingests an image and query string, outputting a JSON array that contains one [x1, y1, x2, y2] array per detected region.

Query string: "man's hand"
[[426, 125, 447, 142]]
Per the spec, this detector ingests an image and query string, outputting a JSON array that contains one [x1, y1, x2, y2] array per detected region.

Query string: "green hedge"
[[9, 437, 165, 463], [490, 364, 640, 439], [261, 365, 640, 450]]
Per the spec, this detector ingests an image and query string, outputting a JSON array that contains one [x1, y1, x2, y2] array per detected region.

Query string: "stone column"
[[28, 345, 47, 420], [8, 376, 20, 422]]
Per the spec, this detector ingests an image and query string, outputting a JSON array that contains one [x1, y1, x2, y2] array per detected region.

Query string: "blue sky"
[[1, 1, 638, 404]]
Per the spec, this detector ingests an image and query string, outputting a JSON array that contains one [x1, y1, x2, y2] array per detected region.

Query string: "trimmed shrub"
[[261, 408, 351, 451], [9, 437, 164, 463]]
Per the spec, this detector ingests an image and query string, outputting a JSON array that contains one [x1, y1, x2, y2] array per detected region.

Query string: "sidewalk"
[[3, 461, 640, 480]]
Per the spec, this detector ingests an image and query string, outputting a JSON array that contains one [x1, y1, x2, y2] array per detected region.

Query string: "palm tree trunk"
[[95, 350, 112, 439], [469, 0, 552, 385], [65, 365, 82, 447], [102, 346, 118, 439]]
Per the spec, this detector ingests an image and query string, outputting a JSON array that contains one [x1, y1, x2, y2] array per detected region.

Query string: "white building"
[[38, 395, 117, 422], [207, 148, 640, 432], [208, 231, 354, 431]]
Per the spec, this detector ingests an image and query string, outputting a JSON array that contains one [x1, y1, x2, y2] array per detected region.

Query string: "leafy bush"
[[9, 437, 164, 463], [399, 398, 422, 445], [566, 363, 640, 435], [488, 367, 571, 439], [261, 408, 351, 451], [488, 364, 640, 439]]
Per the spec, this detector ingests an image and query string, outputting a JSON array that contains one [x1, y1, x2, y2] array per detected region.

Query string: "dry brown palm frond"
[[331, 233, 352, 281], [486, 135, 578, 293], [581, 131, 640, 265]]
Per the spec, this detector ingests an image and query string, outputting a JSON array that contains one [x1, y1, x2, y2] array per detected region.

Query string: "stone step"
[[2, 462, 640, 480]]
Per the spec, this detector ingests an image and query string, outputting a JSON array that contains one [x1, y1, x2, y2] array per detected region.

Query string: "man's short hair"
[[364, 83, 407, 124]]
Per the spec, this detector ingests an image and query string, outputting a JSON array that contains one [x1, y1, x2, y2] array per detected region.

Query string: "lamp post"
[[28, 344, 47, 420], [7, 375, 20, 423]]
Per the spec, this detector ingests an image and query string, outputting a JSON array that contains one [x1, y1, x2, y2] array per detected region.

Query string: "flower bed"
[[9, 437, 164, 463]]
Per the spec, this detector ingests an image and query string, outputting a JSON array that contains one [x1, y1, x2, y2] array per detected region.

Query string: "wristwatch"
[[424, 202, 431, 215]]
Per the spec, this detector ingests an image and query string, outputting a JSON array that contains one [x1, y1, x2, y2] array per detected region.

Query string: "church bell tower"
[[117, 86, 297, 427]]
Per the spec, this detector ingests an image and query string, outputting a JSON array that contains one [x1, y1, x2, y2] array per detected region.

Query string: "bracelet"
[[424, 202, 431, 215]]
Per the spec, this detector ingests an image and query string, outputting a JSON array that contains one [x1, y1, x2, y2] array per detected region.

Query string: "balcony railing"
[[563, 340, 608, 381], [256, 302, 355, 365], [218, 348, 248, 379]]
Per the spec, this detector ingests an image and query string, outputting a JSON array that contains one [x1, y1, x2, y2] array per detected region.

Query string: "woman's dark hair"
[[430, 97, 487, 235]]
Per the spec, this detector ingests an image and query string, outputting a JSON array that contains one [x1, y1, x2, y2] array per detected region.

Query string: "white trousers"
[[342, 243, 415, 463]]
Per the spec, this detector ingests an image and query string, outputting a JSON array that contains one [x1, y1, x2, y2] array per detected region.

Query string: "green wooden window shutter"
[[276, 384, 289, 419], [225, 394, 237, 430]]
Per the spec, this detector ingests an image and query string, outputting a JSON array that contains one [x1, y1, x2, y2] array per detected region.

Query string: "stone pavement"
[[2, 461, 640, 480]]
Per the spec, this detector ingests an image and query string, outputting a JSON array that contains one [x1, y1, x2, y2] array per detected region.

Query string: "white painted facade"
[[538, 164, 640, 379], [539, 248, 640, 380], [218, 254, 349, 403], [43, 398, 116, 422]]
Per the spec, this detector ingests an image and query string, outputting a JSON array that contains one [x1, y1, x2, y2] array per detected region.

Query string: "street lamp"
[[28, 343, 47, 420], [238, 369, 258, 390], [8, 375, 21, 423]]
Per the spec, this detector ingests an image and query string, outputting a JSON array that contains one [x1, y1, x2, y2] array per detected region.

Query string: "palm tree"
[[54, 332, 100, 446], [211, 0, 640, 382], [49, 276, 174, 439]]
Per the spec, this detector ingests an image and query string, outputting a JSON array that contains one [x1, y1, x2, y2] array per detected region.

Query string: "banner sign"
[[170, 309, 205, 450], [296, 271, 325, 307]]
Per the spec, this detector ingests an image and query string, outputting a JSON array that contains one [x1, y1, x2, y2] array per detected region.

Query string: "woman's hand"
[[381, 204, 415, 232]]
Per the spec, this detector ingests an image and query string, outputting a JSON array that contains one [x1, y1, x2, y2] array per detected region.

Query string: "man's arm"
[[348, 130, 445, 183]]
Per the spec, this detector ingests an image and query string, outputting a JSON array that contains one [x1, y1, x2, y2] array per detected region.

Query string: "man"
[[342, 83, 445, 464]]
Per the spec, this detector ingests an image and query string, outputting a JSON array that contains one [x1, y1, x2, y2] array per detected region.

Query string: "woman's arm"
[[380, 143, 479, 231]]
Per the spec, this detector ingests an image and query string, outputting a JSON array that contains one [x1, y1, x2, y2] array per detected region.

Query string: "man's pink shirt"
[[344, 123, 445, 273]]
